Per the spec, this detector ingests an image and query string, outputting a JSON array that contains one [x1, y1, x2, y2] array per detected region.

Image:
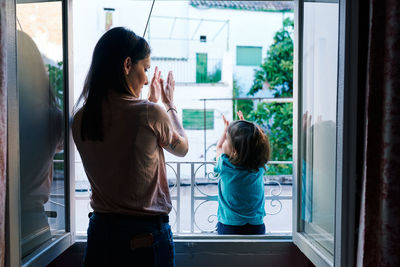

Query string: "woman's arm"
[[161, 71, 188, 157], [163, 107, 188, 157]]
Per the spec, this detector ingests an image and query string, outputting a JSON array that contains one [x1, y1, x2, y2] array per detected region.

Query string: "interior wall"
[[48, 240, 312, 267]]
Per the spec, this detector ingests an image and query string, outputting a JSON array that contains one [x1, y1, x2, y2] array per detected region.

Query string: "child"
[[214, 112, 270, 235]]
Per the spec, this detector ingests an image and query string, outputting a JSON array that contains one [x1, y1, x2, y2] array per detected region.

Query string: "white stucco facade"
[[72, 0, 293, 165]]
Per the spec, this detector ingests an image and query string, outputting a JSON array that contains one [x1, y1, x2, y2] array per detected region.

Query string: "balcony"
[[46, 97, 294, 237], [55, 161, 291, 238]]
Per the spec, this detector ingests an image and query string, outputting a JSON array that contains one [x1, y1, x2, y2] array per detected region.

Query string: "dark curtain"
[[357, 0, 400, 266], [0, 2, 7, 266]]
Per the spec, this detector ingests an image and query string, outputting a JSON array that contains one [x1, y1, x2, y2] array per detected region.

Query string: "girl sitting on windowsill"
[[214, 111, 271, 235]]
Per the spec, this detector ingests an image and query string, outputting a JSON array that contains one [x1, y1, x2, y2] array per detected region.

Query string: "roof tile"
[[190, 1, 294, 12]]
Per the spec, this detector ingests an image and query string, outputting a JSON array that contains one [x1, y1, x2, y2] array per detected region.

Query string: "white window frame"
[[6, 0, 75, 266], [292, 0, 359, 266]]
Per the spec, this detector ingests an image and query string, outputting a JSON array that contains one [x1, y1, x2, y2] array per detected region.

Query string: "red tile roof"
[[190, 1, 294, 12]]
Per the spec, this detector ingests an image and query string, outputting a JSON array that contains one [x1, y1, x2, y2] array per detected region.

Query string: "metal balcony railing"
[[70, 160, 293, 235], [51, 97, 294, 235]]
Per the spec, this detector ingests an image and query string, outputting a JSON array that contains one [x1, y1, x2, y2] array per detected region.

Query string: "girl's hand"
[[216, 114, 230, 160], [161, 71, 175, 108], [218, 114, 229, 147], [237, 110, 244, 120], [148, 67, 161, 103], [222, 114, 229, 134]]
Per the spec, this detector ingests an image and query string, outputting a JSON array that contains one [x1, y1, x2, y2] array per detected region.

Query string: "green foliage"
[[232, 78, 253, 120], [248, 102, 293, 175], [47, 62, 64, 174], [248, 18, 294, 175], [249, 17, 293, 97], [206, 64, 222, 83], [47, 61, 64, 109], [197, 63, 222, 83]]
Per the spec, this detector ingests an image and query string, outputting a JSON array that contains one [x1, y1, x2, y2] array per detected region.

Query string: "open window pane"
[[299, 0, 339, 260], [73, 0, 294, 237], [16, 0, 67, 258]]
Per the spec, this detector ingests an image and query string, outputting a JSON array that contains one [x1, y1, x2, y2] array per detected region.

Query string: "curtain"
[[357, 0, 400, 266], [0, 1, 7, 267]]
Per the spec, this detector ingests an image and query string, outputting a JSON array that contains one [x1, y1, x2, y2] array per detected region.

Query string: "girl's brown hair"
[[227, 120, 271, 171]]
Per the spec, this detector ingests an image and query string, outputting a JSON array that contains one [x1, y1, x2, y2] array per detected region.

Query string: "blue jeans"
[[84, 212, 175, 267], [217, 222, 265, 235]]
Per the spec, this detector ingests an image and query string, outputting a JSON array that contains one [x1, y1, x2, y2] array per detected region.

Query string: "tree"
[[232, 78, 253, 120], [248, 17, 294, 175], [248, 102, 293, 175], [47, 61, 64, 109], [47, 62, 65, 175], [249, 17, 293, 97]]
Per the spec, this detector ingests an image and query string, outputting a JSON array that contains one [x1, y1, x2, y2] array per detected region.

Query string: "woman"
[[72, 27, 188, 267]]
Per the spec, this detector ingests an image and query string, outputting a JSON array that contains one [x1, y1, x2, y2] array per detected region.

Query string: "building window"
[[236, 46, 262, 66], [104, 8, 115, 31], [182, 109, 214, 130], [196, 53, 208, 83]]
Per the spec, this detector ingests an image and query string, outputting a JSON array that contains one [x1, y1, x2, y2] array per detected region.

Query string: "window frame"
[[6, 0, 75, 266], [5, 0, 360, 265], [292, 0, 359, 267]]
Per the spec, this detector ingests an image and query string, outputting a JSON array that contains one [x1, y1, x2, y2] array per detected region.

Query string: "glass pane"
[[16, 1, 66, 258], [73, 0, 295, 236], [300, 0, 339, 258]]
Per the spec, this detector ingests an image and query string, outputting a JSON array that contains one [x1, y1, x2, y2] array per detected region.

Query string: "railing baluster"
[[70, 160, 293, 234], [191, 163, 195, 233], [176, 163, 181, 234]]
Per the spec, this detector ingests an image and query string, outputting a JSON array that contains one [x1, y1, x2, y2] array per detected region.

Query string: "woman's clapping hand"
[[161, 71, 175, 108], [148, 66, 162, 103]]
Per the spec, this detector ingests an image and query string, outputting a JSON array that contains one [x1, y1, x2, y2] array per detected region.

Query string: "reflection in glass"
[[16, 2, 65, 257], [300, 1, 339, 258]]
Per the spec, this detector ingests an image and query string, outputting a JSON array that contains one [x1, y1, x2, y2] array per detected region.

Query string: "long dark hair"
[[77, 27, 151, 141], [227, 120, 271, 171]]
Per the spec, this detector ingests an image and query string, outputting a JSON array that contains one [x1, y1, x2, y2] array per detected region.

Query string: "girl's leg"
[[217, 222, 239, 234], [242, 223, 265, 235], [217, 222, 265, 235]]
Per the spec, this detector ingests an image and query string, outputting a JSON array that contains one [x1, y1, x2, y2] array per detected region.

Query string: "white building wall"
[[72, 0, 293, 165], [72, 0, 156, 103], [73, 0, 293, 101], [186, 6, 293, 94], [142, 53, 233, 164]]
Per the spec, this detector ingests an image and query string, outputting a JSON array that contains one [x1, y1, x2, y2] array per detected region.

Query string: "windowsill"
[[75, 232, 292, 242], [174, 233, 292, 240], [22, 232, 73, 267]]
